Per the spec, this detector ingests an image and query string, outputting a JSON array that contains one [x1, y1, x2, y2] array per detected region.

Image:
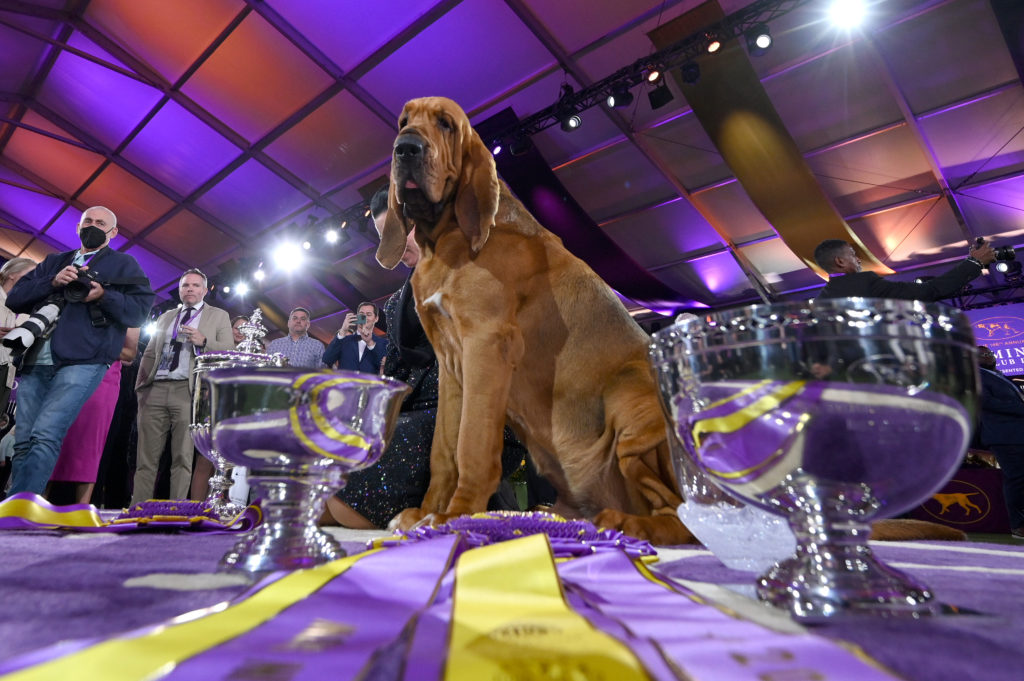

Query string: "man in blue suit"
[[977, 346, 1024, 539], [323, 301, 388, 374]]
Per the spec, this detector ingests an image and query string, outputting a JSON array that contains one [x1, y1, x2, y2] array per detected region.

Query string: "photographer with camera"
[[814, 237, 999, 301], [2, 206, 153, 497], [323, 301, 388, 373]]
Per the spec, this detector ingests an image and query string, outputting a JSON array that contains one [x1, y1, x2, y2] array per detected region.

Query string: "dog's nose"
[[394, 134, 424, 164]]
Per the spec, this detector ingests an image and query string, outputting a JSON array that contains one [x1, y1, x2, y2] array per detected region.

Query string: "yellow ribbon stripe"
[[444, 533, 652, 681], [4, 549, 381, 681], [0, 497, 104, 528], [691, 379, 806, 449], [289, 374, 374, 463]]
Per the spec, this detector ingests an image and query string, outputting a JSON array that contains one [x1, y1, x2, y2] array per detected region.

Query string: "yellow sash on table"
[[444, 533, 652, 681]]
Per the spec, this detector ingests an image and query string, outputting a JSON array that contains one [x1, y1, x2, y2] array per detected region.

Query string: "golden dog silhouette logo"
[[922, 480, 991, 525], [973, 316, 1024, 342]]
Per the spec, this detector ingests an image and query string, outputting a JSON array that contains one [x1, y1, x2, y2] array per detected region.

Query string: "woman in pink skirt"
[[47, 328, 140, 505]]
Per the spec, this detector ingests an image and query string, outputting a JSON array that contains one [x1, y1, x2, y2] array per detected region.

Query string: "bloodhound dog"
[[376, 96, 964, 545]]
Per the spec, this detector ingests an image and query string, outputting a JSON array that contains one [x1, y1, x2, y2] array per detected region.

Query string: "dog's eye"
[[438, 117, 452, 132], [398, 117, 408, 129]]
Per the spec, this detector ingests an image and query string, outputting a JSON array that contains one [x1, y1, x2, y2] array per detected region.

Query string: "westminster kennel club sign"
[[966, 302, 1024, 376]]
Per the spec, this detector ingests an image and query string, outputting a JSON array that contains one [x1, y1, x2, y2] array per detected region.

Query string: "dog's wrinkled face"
[[376, 97, 499, 270], [390, 97, 464, 223]]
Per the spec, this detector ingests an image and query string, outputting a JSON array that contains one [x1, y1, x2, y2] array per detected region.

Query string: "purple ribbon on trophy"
[[677, 379, 971, 501]]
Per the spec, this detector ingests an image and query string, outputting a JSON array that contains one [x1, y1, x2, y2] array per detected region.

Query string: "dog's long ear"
[[376, 179, 409, 270], [454, 127, 499, 254]]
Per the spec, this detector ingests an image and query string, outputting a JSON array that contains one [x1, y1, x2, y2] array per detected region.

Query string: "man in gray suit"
[[131, 268, 234, 503]]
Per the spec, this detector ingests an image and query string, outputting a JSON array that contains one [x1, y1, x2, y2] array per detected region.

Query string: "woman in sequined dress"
[[326, 188, 527, 529]]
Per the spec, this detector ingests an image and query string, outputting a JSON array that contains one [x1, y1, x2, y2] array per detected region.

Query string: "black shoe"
[[1011, 527, 1024, 540]]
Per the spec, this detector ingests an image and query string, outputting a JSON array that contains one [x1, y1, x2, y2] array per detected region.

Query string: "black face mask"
[[79, 225, 107, 249]]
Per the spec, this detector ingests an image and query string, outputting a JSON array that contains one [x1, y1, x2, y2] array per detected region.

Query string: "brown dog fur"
[[376, 96, 964, 546]]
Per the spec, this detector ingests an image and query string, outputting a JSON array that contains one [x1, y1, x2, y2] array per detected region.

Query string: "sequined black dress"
[[336, 274, 525, 527]]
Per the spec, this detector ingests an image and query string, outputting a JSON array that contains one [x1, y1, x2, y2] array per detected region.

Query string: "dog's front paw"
[[389, 507, 428, 532], [595, 509, 696, 546]]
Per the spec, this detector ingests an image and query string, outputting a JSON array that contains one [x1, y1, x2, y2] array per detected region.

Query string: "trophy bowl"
[[650, 298, 979, 620], [191, 351, 286, 519], [204, 366, 409, 575]]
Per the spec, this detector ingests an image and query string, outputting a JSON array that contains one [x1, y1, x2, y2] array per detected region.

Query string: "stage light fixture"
[[273, 242, 304, 272], [325, 229, 339, 243], [253, 268, 266, 282], [647, 82, 674, 110], [302, 240, 312, 250], [363, 207, 372, 217], [560, 113, 582, 132], [508, 136, 531, 156], [705, 32, 722, 53], [829, 0, 866, 28], [645, 66, 662, 83], [144, 321, 157, 337], [235, 282, 250, 296], [746, 23, 772, 55], [491, 140, 502, 156], [222, 285, 231, 294], [680, 62, 700, 85], [995, 261, 1023, 278], [606, 85, 634, 109]]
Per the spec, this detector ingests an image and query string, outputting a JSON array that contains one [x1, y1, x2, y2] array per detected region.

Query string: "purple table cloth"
[[0, 530, 1020, 680]]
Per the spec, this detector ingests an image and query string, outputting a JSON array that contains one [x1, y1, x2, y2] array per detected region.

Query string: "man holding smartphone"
[[323, 301, 388, 373]]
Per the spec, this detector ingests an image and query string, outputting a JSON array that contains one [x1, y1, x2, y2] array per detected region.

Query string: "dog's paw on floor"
[[595, 509, 698, 546]]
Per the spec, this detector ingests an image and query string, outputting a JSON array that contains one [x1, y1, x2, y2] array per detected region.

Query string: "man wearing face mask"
[[4, 206, 153, 496]]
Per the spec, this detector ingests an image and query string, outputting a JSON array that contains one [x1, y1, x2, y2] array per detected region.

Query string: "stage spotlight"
[[144, 321, 157, 337], [508, 136, 531, 156], [222, 285, 231, 294], [680, 62, 700, 85], [645, 66, 662, 83], [648, 82, 674, 110], [363, 207, 371, 218], [253, 268, 266, 282], [560, 113, 582, 132], [235, 282, 250, 296], [302, 240, 312, 250], [995, 261, 1023, 277], [606, 85, 634, 108], [829, 0, 866, 29], [325, 229, 339, 244], [746, 23, 772, 55], [705, 32, 722, 53], [273, 242, 304, 272], [491, 140, 502, 156]]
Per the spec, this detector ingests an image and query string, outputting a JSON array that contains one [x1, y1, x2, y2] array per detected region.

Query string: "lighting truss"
[[489, 0, 811, 145]]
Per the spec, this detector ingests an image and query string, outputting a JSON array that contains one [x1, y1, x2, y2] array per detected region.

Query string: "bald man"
[[4, 206, 153, 496]]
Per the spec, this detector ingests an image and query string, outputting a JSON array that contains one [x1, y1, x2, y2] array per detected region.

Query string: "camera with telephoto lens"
[[63, 265, 101, 303], [975, 237, 1016, 262], [0, 294, 63, 356]]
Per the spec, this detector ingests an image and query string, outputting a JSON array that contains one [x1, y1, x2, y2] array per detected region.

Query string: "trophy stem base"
[[219, 474, 344, 576], [204, 466, 246, 520], [757, 479, 934, 621]]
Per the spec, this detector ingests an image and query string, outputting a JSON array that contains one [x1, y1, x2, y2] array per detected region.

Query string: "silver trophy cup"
[[191, 351, 285, 518], [204, 366, 409, 575], [650, 298, 979, 619]]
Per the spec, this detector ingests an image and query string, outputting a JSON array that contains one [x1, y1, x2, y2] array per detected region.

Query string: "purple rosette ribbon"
[[375, 510, 657, 559]]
